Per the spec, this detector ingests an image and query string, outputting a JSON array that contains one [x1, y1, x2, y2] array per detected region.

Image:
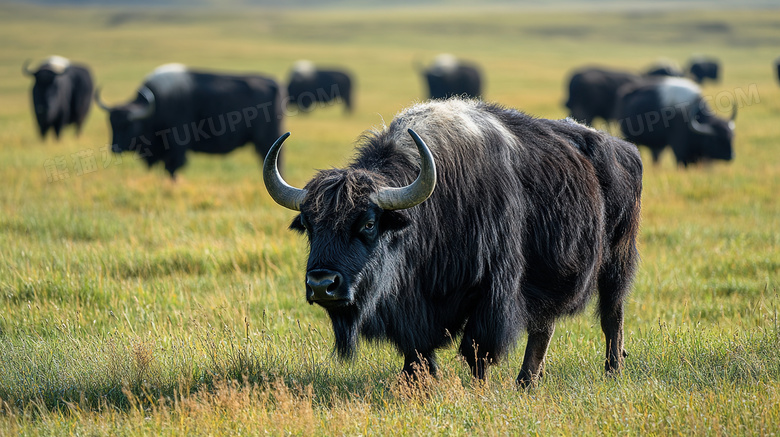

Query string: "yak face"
[[107, 106, 151, 154], [289, 168, 411, 358], [263, 129, 436, 358], [96, 88, 156, 154], [683, 100, 736, 164], [31, 69, 68, 135], [690, 112, 735, 162], [290, 169, 409, 309]]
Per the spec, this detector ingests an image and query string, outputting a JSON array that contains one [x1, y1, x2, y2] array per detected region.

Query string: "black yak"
[[687, 56, 720, 84], [264, 98, 643, 386], [286, 60, 353, 113], [615, 77, 735, 166], [23, 56, 94, 139], [95, 63, 282, 178], [420, 54, 483, 100], [564, 66, 640, 126]]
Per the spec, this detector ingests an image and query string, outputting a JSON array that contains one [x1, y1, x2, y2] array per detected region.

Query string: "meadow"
[[0, 3, 779, 435]]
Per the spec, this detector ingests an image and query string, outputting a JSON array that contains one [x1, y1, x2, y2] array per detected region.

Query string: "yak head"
[[687, 100, 736, 162], [263, 130, 436, 356], [23, 59, 70, 137], [94, 87, 156, 154]]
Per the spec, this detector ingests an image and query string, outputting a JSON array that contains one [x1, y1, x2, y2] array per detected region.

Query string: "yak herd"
[[18, 52, 775, 386]]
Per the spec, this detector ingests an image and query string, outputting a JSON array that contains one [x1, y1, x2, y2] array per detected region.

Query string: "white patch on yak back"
[[658, 77, 702, 108], [388, 99, 518, 163], [143, 63, 193, 97], [148, 63, 188, 77], [43, 55, 70, 73], [291, 60, 317, 79], [430, 53, 458, 75]]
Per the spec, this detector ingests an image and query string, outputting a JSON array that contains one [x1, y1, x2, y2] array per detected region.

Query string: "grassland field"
[[0, 3, 779, 435]]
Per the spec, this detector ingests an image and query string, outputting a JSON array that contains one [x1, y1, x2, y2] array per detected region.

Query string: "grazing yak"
[[565, 66, 640, 126], [615, 77, 735, 166], [286, 60, 353, 113], [420, 54, 483, 100], [687, 56, 720, 84], [263, 98, 642, 386], [96, 64, 282, 178], [23, 56, 94, 139]]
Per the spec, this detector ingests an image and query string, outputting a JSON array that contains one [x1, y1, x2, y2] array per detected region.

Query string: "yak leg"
[[598, 254, 636, 375], [601, 304, 625, 375], [516, 322, 555, 388], [402, 351, 438, 378], [460, 312, 516, 380], [460, 335, 491, 380]]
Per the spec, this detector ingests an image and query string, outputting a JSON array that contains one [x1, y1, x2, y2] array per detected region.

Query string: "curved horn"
[[22, 59, 35, 76], [371, 129, 437, 211], [129, 86, 156, 121], [93, 87, 112, 112], [688, 102, 716, 136], [263, 132, 307, 211]]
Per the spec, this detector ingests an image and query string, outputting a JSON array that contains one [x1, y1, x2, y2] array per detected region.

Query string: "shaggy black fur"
[[287, 98, 642, 386]]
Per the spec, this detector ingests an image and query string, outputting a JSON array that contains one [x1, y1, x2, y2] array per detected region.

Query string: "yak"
[[286, 60, 353, 113], [263, 98, 643, 386], [420, 54, 483, 100], [23, 56, 94, 139], [687, 57, 720, 84], [615, 77, 735, 166], [95, 64, 283, 178], [564, 66, 640, 126]]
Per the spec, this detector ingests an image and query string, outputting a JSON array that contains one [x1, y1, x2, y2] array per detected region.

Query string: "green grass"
[[1, 3, 779, 435]]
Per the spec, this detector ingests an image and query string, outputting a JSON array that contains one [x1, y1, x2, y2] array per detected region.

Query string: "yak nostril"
[[327, 276, 340, 292]]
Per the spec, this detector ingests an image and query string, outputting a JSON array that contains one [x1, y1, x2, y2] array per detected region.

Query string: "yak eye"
[[364, 220, 375, 231]]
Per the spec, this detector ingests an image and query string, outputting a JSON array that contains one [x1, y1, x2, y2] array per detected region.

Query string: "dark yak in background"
[[96, 64, 283, 178], [420, 54, 483, 100], [23, 56, 94, 139], [615, 76, 736, 166], [264, 98, 643, 386], [286, 60, 353, 113], [564, 66, 640, 126], [687, 56, 720, 84]]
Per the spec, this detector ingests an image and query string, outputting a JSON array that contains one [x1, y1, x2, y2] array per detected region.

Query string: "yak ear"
[[380, 210, 410, 233], [289, 214, 306, 234]]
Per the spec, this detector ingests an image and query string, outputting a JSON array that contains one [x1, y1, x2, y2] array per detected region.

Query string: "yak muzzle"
[[306, 269, 349, 307]]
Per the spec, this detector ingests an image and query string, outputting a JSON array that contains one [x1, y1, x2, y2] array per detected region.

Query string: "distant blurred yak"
[[95, 64, 283, 178], [615, 77, 735, 166], [23, 56, 94, 139], [687, 56, 720, 84], [565, 66, 640, 126], [286, 61, 353, 113], [419, 54, 482, 100]]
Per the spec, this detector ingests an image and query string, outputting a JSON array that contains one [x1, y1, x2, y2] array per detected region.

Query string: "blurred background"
[[1, 1, 778, 433]]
